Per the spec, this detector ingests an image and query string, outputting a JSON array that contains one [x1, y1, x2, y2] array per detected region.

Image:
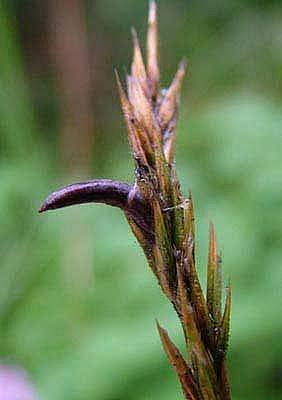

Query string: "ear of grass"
[[39, 2, 232, 398]]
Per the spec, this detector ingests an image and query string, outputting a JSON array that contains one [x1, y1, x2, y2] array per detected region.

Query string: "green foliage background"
[[0, 1, 281, 399]]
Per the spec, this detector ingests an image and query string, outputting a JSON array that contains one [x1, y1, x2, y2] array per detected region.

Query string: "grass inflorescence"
[[40, 2, 231, 398]]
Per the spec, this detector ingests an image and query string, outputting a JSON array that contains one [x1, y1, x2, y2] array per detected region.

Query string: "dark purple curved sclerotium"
[[39, 179, 153, 238]]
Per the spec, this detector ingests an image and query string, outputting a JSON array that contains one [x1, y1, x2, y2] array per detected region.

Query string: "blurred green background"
[[0, 0, 281, 399]]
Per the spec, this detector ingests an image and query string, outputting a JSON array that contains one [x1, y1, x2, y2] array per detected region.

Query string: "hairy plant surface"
[[40, 2, 231, 398]]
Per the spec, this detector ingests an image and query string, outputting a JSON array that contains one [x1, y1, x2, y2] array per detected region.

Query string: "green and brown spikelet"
[[39, 2, 232, 398]]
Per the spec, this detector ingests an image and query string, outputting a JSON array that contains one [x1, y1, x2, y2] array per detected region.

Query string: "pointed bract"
[[153, 244, 175, 303], [159, 60, 186, 128], [152, 198, 176, 291], [147, 0, 159, 97], [207, 223, 222, 325], [217, 285, 231, 362], [185, 241, 212, 347], [131, 28, 148, 96], [115, 70, 149, 167], [156, 321, 199, 400], [126, 75, 154, 135]]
